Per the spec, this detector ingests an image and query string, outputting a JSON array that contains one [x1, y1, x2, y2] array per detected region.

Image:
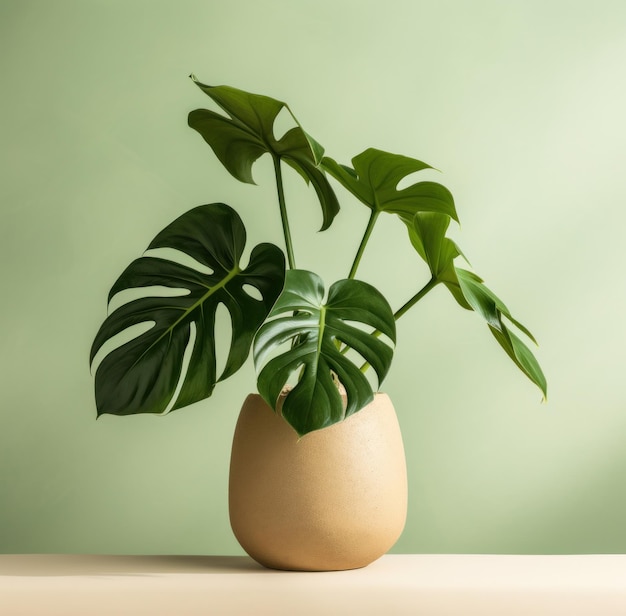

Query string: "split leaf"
[[90, 203, 285, 417], [188, 77, 339, 231]]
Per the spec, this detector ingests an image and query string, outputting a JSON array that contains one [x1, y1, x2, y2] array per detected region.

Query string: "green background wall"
[[2, 0, 626, 555]]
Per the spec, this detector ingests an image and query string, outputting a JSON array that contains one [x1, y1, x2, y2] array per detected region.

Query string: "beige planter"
[[228, 392, 407, 571]]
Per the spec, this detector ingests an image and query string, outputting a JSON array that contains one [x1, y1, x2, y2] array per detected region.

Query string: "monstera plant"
[[90, 76, 546, 437]]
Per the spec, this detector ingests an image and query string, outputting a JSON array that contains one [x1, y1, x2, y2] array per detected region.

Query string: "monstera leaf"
[[90, 203, 285, 417], [322, 148, 457, 225], [188, 76, 339, 231], [445, 267, 546, 398], [253, 270, 396, 436], [403, 210, 545, 397], [409, 211, 465, 281]]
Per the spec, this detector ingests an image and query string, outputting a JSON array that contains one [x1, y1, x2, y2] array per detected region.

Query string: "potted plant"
[[90, 76, 546, 571]]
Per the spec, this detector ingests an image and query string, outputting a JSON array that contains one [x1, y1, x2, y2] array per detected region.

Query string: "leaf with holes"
[[188, 76, 339, 231], [253, 269, 396, 436], [89, 203, 285, 417]]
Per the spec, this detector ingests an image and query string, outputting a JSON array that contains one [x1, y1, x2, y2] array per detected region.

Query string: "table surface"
[[1, 554, 625, 615]]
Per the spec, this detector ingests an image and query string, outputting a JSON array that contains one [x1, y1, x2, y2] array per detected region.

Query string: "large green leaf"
[[90, 203, 285, 417], [322, 148, 458, 223], [253, 270, 396, 436], [188, 76, 339, 231]]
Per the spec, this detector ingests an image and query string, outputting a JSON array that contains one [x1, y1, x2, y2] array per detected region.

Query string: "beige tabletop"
[[1, 554, 625, 615]]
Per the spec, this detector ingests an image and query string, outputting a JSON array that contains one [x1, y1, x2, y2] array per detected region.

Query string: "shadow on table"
[[0, 554, 270, 576]]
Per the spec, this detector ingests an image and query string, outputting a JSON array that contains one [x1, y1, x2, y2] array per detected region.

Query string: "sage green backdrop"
[[2, 0, 626, 555]]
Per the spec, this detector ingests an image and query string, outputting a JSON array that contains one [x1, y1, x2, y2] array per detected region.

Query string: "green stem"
[[273, 156, 296, 270], [358, 276, 440, 373], [393, 276, 439, 321], [348, 210, 379, 279]]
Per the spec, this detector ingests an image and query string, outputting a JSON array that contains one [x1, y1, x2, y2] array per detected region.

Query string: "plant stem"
[[393, 276, 439, 321], [348, 210, 379, 279], [358, 276, 440, 373], [273, 156, 296, 269]]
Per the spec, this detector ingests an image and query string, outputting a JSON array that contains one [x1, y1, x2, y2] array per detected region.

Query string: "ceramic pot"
[[228, 392, 407, 571]]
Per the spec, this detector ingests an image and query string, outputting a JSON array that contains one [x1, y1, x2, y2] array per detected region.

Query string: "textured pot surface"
[[229, 393, 407, 571]]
